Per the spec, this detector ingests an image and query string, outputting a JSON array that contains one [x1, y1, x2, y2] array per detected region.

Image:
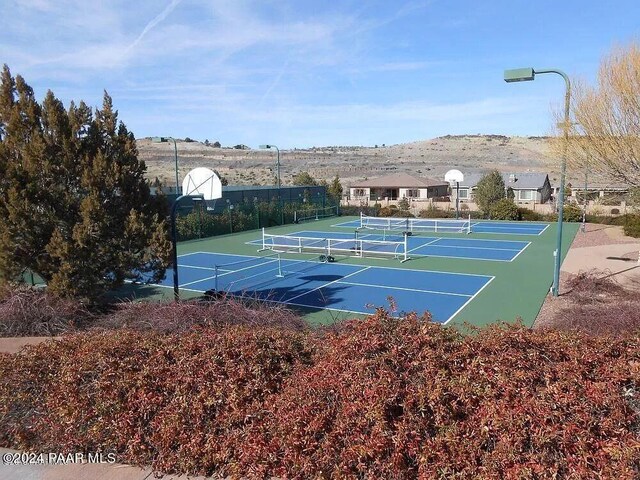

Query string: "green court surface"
[[132, 215, 579, 327]]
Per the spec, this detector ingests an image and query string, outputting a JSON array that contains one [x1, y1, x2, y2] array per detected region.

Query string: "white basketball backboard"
[[182, 167, 222, 201], [444, 169, 464, 184]]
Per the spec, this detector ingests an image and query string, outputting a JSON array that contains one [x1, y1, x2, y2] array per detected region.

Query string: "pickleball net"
[[259, 228, 409, 262], [360, 213, 472, 235]]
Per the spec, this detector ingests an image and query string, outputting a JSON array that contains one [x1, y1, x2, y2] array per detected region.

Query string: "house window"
[[519, 190, 534, 201], [406, 189, 419, 198], [353, 189, 366, 198], [458, 188, 469, 199]]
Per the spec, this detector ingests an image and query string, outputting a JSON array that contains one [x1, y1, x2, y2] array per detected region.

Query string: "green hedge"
[[623, 214, 640, 238]]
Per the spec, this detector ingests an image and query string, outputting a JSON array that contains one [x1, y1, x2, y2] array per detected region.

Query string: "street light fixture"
[[259, 144, 281, 189], [504, 67, 571, 297], [152, 136, 179, 193]]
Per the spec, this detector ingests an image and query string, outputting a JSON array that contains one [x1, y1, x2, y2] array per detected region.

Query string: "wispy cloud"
[[125, 0, 183, 55]]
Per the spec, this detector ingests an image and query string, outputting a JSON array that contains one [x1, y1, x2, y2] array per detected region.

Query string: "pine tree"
[[327, 174, 343, 205], [0, 66, 171, 300], [475, 170, 506, 216]]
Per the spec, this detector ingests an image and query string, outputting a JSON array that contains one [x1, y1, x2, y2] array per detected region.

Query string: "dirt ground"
[[534, 223, 640, 329]]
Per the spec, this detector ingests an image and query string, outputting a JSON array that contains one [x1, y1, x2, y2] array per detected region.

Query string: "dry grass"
[[536, 270, 640, 338], [93, 297, 307, 333], [0, 285, 93, 336]]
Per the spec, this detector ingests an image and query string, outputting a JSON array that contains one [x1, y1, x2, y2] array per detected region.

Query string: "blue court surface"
[[334, 218, 549, 235], [248, 230, 531, 262], [153, 252, 494, 324]]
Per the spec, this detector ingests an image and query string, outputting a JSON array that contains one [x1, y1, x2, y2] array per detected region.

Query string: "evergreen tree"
[[327, 174, 343, 205], [475, 170, 506, 216], [292, 171, 318, 186], [0, 66, 171, 300]]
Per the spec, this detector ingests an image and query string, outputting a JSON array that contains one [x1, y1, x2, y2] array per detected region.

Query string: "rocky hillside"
[[138, 135, 567, 188]]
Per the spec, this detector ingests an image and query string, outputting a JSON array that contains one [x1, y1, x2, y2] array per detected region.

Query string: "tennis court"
[[246, 229, 531, 262], [334, 216, 549, 235], [152, 251, 494, 323]]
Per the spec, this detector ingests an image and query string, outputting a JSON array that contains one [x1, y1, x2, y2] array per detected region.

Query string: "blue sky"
[[1, 0, 638, 148]]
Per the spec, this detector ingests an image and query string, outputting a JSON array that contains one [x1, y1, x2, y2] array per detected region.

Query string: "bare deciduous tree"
[[553, 42, 640, 187]]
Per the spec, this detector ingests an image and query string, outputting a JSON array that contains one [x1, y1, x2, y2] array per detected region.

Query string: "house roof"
[[461, 172, 549, 190], [351, 172, 448, 188]]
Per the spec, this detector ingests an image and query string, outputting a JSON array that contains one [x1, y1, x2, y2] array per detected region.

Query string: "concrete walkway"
[[561, 241, 640, 289]]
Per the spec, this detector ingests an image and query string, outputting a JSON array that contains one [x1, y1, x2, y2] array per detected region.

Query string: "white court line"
[[215, 258, 281, 278], [538, 224, 550, 235], [178, 264, 216, 271], [188, 251, 494, 278], [509, 241, 532, 262], [337, 281, 472, 297], [181, 274, 218, 288], [407, 237, 441, 253], [417, 243, 523, 252], [443, 276, 496, 325], [286, 266, 372, 303], [296, 230, 531, 246]]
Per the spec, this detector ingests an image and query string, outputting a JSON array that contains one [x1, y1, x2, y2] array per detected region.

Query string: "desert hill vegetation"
[[139, 134, 561, 188]]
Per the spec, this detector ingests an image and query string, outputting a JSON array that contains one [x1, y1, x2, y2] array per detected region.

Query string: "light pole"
[[260, 144, 283, 223], [152, 136, 179, 192], [259, 144, 281, 189], [504, 67, 571, 297]]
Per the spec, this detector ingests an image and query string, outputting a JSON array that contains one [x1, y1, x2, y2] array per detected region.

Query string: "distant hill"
[[138, 135, 576, 188]]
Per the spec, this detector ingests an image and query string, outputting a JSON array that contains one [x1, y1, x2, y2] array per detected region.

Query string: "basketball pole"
[[170, 194, 204, 301]]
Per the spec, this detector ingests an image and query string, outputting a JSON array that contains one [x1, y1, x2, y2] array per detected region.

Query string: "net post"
[[276, 254, 283, 277], [467, 214, 472, 234], [326, 238, 331, 257], [214, 265, 219, 291], [401, 232, 409, 262], [298, 236, 302, 253], [258, 227, 267, 252]]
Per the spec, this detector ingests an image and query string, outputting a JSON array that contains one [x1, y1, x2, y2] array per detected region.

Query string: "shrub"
[[624, 214, 640, 238], [517, 207, 544, 221], [0, 326, 314, 476], [539, 271, 640, 338], [95, 298, 306, 333], [378, 206, 394, 217], [418, 205, 455, 219], [488, 198, 519, 220], [562, 203, 584, 222], [3, 311, 640, 477], [239, 312, 640, 478], [0, 285, 92, 336]]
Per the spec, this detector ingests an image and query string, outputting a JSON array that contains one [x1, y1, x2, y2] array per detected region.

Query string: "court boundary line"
[[333, 220, 549, 236], [509, 241, 532, 262], [184, 251, 495, 279], [152, 267, 478, 323], [247, 231, 528, 262], [297, 229, 533, 246], [337, 281, 473, 297], [443, 275, 496, 325]]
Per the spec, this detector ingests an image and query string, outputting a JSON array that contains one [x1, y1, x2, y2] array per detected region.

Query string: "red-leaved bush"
[[1, 310, 639, 478]]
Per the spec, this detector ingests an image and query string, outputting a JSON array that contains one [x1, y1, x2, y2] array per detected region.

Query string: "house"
[[349, 172, 449, 203], [453, 172, 552, 205]]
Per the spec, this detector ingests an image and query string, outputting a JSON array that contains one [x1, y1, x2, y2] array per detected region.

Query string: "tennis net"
[[360, 213, 472, 234], [214, 253, 283, 295], [259, 228, 408, 262], [294, 205, 339, 223]]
